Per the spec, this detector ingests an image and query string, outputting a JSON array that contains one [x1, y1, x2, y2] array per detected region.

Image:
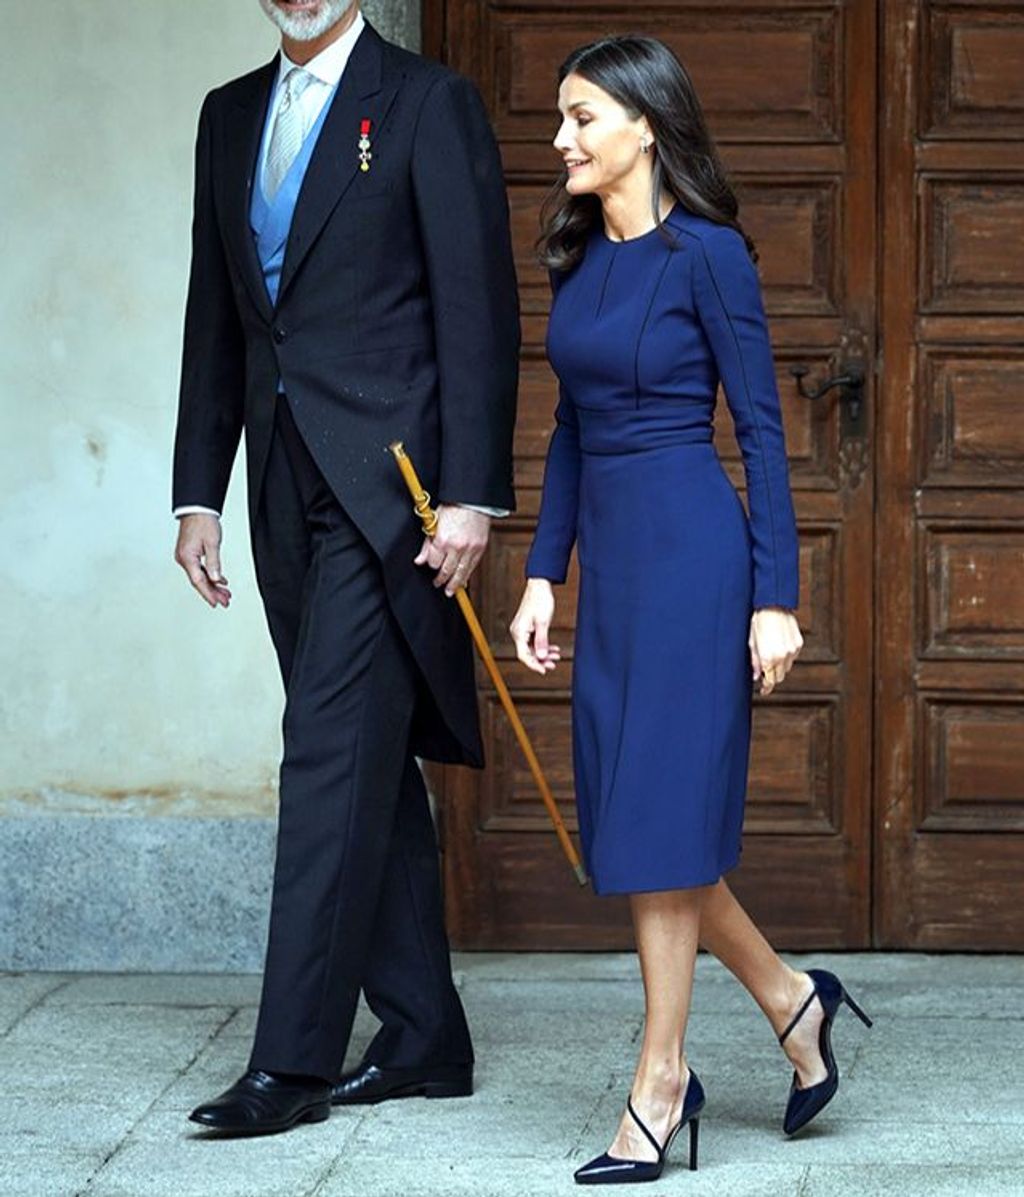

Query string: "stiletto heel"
[[687, 1116, 699, 1171], [841, 988, 873, 1029], [779, 968, 872, 1136], [574, 1071, 705, 1184]]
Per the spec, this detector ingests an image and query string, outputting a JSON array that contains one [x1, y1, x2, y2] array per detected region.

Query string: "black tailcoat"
[[173, 22, 520, 765]]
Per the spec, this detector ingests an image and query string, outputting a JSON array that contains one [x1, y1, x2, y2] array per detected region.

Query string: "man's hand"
[[174, 513, 232, 609], [413, 505, 490, 597]]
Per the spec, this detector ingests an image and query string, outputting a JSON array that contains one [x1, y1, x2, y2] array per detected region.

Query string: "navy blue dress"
[[525, 204, 800, 895]]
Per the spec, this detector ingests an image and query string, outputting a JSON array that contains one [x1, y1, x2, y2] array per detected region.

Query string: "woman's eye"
[[577, 116, 591, 127]]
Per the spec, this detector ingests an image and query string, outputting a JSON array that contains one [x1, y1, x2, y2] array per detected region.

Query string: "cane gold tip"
[[389, 441, 406, 458], [574, 864, 588, 887]]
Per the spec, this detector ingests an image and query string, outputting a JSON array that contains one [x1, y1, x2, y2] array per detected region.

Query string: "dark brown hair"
[[537, 35, 756, 272]]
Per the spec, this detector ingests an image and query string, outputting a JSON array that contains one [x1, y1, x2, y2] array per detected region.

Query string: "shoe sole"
[[189, 1101, 331, 1137], [332, 1079, 473, 1106]]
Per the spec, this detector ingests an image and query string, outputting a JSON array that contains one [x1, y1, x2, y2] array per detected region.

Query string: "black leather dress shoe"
[[331, 1061, 473, 1105], [189, 1070, 331, 1136]]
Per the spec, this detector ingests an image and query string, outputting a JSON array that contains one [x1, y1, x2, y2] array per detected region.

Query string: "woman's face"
[[554, 73, 651, 198]]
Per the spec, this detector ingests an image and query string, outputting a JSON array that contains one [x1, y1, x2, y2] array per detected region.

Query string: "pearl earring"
[[640, 139, 650, 154]]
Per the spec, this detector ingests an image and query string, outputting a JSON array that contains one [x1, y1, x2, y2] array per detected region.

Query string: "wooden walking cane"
[[389, 442, 588, 887]]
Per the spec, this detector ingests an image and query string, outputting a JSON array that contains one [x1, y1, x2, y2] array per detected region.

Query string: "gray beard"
[[258, 0, 355, 42]]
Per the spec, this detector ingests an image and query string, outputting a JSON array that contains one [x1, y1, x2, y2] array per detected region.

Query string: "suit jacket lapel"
[[221, 59, 278, 324], [276, 25, 394, 306]]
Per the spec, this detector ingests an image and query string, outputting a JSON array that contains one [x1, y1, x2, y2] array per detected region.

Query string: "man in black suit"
[[173, 0, 519, 1136]]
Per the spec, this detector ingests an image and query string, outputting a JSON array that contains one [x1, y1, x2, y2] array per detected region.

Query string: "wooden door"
[[876, 2, 1024, 948], [425, 0, 878, 949]]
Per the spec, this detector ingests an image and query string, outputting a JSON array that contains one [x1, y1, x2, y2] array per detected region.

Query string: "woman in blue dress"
[[510, 36, 872, 1184]]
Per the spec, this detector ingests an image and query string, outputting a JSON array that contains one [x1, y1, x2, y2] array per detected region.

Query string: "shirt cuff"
[[173, 505, 221, 519], [457, 504, 510, 518]]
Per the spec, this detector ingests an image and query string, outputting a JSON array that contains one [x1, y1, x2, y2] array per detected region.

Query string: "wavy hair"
[[538, 35, 756, 272]]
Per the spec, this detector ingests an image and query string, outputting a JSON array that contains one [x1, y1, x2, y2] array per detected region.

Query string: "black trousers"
[[247, 395, 473, 1081]]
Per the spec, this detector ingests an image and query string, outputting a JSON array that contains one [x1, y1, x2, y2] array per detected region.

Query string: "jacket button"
[[273, 326, 287, 344]]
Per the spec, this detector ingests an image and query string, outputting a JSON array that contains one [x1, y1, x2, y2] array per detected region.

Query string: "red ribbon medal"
[[358, 119, 373, 172]]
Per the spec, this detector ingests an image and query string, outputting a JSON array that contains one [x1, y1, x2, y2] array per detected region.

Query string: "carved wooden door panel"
[[876, 2, 1024, 948], [425, 0, 878, 949]]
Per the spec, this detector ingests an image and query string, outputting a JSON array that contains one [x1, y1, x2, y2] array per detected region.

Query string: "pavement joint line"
[[843, 1039, 866, 1081], [71, 1005, 241, 1197], [458, 976, 643, 983], [0, 976, 75, 1042], [835, 1117, 1024, 1126], [53, 1000, 259, 1011], [179, 1005, 247, 1071], [307, 1108, 386, 1197], [795, 1163, 812, 1195], [567, 1069, 618, 1160], [688, 1011, 1024, 1023], [801, 1164, 1024, 1174]]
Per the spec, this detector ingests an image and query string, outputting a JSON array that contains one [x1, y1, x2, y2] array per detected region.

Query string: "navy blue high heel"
[[574, 1070, 705, 1184], [779, 968, 872, 1136]]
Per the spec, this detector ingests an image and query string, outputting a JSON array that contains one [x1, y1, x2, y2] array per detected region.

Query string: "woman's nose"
[[553, 120, 574, 153]]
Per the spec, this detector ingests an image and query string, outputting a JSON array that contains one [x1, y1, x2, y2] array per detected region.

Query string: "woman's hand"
[[749, 607, 803, 696], [510, 579, 563, 674]]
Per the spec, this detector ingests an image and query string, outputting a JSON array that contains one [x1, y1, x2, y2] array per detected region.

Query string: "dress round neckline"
[[600, 203, 680, 245]]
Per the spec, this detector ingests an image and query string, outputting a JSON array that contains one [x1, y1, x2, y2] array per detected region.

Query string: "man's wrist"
[[173, 505, 221, 520], [454, 503, 509, 518]]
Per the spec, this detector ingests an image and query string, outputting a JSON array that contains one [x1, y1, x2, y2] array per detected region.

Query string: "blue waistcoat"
[[249, 84, 337, 309]]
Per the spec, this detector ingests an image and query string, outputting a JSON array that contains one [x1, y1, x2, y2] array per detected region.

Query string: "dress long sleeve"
[[691, 225, 800, 610], [524, 383, 581, 584]]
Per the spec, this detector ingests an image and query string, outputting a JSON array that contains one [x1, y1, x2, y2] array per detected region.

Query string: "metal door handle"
[[789, 363, 866, 423]]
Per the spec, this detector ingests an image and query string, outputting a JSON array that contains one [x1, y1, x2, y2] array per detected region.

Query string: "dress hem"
[[588, 851, 742, 898]]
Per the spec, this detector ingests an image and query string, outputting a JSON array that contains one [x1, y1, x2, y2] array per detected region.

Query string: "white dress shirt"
[[174, 11, 508, 521]]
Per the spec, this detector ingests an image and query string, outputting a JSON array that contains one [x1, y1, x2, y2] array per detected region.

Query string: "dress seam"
[[595, 244, 618, 316], [694, 235, 782, 603], [633, 252, 675, 409]]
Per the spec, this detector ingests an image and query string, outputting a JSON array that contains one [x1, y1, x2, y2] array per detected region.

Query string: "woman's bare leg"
[[606, 886, 707, 1162], [699, 877, 827, 1087]]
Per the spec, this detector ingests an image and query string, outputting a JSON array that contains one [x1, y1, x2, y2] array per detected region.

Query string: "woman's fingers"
[[513, 621, 544, 672], [749, 635, 762, 682], [534, 619, 551, 661], [524, 630, 560, 673], [510, 616, 560, 674], [759, 654, 795, 695], [751, 609, 804, 694], [536, 641, 561, 670], [509, 609, 535, 669], [510, 581, 560, 674]]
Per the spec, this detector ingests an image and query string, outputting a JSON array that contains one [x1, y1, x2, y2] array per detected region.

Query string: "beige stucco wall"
[[0, 2, 418, 805]]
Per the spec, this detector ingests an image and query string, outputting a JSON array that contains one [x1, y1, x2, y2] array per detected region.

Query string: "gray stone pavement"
[[2, 952, 1022, 1197]]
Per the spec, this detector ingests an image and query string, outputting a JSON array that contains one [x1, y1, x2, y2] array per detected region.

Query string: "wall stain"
[[85, 434, 106, 486]]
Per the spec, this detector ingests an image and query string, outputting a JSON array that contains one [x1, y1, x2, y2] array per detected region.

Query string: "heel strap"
[[778, 983, 819, 1045], [626, 1095, 666, 1162]]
